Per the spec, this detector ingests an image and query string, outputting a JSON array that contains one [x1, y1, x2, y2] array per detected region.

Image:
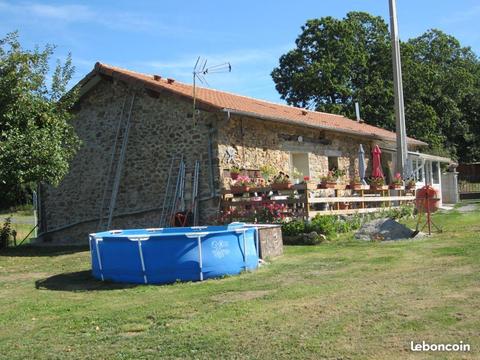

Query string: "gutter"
[[221, 108, 426, 146]]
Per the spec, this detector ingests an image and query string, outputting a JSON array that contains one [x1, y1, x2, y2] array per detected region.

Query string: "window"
[[432, 161, 440, 184], [328, 156, 338, 171], [291, 153, 310, 178]]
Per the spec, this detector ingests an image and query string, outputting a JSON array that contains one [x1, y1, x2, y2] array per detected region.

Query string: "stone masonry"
[[39, 76, 414, 244]]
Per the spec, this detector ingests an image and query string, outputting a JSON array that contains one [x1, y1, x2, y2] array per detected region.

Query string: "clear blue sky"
[[1, 0, 479, 103]]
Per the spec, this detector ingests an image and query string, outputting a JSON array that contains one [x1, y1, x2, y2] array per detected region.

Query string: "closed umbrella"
[[358, 145, 367, 185], [371, 145, 384, 178]]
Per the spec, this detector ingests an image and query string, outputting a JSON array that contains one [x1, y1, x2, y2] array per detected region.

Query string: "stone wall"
[[217, 115, 376, 187], [39, 76, 421, 245], [40, 78, 220, 244]]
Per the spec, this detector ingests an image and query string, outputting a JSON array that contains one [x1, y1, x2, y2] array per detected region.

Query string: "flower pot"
[[339, 203, 350, 210], [318, 181, 338, 189], [271, 183, 293, 190], [389, 185, 405, 190], [230, 186, 250, 193], [406, 185, 416, 191], [350, 183, 369, 191], [230, 172, 240, 180]]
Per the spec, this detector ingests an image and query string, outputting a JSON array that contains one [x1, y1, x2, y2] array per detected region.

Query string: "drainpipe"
[[207, 126, 216, 197]]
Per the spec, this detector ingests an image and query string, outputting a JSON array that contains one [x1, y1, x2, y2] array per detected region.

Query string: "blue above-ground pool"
[[89, 223, 259, 284]]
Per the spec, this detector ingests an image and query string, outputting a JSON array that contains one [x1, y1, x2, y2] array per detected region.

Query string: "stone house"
[[37, 63, 449, 244]]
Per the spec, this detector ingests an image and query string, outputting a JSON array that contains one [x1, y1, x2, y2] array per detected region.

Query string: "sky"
[[1, 0, 479, 103]]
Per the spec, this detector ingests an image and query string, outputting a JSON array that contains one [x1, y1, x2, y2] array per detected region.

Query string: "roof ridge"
[[93, 62, 427, 146], [98, 62, 350, 120]]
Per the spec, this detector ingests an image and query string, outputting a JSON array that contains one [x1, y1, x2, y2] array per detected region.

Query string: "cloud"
[[0, 1, 156, 32]]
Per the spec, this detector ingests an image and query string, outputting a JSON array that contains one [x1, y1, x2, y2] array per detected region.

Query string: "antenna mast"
[[192, 57, 231, 125]]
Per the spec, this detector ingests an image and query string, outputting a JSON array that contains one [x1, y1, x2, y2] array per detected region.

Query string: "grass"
[[0, 207, 479, 359], [1, 210, 36, 245]]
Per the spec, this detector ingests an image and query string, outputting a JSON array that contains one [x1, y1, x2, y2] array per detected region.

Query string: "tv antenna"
[[192, 57, 231, 125]]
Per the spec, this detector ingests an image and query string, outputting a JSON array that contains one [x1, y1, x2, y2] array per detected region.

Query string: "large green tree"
[[272, 12, 480, 161], [0, 32, 80, 206]]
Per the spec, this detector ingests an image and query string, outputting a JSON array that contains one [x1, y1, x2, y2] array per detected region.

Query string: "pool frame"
[[89, 224, 259, 284]]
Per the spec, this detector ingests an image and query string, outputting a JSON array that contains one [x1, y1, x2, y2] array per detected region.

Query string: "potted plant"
[[292, 167, 303, 184], [230, 175, 254, 193], [332, 168, 346, 183], [350, 175, 368, 190], [405, 178, 416, 191], [389, 173, 404, 190], [271, 172, 293, 190], [230, 166, 241, 180], [319, 171, 338, 188], [260, 164, 276, 183], [369, 176, 388, 191]]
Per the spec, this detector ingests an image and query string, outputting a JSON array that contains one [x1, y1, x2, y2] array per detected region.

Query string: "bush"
[[309, 215, 338, 238], [0, 217, 14, 249], [281, 206, 415, 245], [283, 231, 325, 246], [281, 220, 306, 237]]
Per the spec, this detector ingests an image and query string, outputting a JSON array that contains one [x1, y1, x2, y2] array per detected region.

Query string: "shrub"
[[309, 215, 338, 238], [281, 220, 306, 237], [282, 231, 325, 246], [0, 217, 13, 249]]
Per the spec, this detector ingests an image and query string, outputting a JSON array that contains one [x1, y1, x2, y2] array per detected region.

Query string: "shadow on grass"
[[0, 245, 89, 257], [35, 270, 138, 291]]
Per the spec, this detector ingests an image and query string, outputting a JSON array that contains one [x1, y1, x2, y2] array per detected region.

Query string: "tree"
[[271, 12, 394, 128], [401, 30, 480, 159], [272, 13, 480, 161], [0, 32, 80, 206]]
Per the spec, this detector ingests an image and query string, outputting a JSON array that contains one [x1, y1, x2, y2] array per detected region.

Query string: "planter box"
[[389, 185, 405, 190], [370, 185, 389, 191], [271, 183, 293, 190], [230, 186, 250, 193]]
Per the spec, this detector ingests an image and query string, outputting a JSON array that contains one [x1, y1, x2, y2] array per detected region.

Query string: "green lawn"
[[1, 209, 36, 245], [0, 208, 479, 359]]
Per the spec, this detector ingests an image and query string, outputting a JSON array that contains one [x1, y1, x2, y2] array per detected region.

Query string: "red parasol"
[[371, 145, 384, 178]]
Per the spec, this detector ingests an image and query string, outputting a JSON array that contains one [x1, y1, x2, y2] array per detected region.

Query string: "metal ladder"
[[97, 93, 136, 230], [159, 155, 185, 227]]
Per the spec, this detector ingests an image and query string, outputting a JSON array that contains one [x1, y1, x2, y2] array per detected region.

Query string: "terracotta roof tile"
[[91, 62, 426, 146]]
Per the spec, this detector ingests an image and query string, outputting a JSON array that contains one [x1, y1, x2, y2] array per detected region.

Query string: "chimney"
[[167, 78, 175, 84], [153, 75, 162, 81], [355, 102, 361, 122]]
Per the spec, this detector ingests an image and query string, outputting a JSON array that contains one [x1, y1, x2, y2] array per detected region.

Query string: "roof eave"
[[222, 108, 424, 146]]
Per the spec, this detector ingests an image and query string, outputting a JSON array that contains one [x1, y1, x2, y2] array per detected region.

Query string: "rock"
[[355, 218, 419, 241]]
